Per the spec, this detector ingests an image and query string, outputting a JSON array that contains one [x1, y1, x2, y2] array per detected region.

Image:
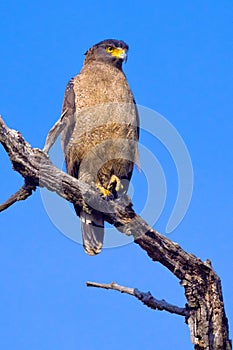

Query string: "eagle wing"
[[61, 78, 80, 177]]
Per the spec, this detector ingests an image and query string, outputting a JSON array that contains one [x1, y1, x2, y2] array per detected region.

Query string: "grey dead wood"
[[86, 281, 188, 316], [0, 115, 231, 350]]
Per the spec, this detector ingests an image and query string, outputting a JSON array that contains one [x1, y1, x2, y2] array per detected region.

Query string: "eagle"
[[61, 39, 139, 255]]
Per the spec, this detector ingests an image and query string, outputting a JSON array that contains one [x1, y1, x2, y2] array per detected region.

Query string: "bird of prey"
[[61, 39, 139, 255]]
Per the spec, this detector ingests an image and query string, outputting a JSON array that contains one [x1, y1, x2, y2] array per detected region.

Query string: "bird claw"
[[96, 175, 124, 200], [107, 175, 124, 193], [96, 182, 114, 200]]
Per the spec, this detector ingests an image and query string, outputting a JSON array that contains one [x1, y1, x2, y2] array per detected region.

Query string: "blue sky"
[[0, 1, 232, 349]]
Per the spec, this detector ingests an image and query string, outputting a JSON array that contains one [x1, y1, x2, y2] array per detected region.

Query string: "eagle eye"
[[106, 46, 114, 53]]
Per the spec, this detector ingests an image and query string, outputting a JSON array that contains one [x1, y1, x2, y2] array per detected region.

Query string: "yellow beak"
[[111, 48, 127, 61]]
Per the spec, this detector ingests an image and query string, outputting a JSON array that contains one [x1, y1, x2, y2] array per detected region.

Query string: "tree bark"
[[86, 281, 188, 316], [0, 116, 231, 349]]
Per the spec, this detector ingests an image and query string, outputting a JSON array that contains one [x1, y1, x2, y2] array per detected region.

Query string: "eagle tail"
[[80, 210, 104, 256]]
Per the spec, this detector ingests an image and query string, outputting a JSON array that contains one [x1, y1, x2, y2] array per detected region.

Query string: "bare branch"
[[0, 181, 35, 212], [134, 288, 188, 316], [86, 281, 135, 295], [43, 109, 68, 153], [86, 281, 188, 317]]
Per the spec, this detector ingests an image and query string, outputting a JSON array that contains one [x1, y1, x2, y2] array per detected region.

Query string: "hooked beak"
[[112, 48, 127, 62]]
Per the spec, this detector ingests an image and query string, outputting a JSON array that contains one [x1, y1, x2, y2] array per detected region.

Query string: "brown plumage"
[[61, 39, 139, 255]]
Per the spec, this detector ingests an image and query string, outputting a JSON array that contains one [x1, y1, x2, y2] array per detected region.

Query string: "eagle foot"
[[96, 182, 114, 200], [107, 175, 123, 193]]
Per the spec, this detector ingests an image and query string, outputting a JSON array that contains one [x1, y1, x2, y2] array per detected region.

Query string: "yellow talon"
[[108, 175, 123, 192], [96, 176, 123, 199], [96, 182, 112, 197]]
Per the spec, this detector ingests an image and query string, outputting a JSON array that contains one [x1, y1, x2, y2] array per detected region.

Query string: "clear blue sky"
[[0, 1, 232, 349]]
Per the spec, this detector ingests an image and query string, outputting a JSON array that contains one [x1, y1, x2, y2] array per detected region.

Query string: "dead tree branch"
[[0, 115, 231, 350], [0, 181, 35, 212], [86, 281, 188, 316]]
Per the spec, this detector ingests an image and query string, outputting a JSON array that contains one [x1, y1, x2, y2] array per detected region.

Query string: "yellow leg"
[[107, 175, 123, 192]]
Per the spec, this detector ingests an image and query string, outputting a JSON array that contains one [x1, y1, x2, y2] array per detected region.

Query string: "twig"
[[86, 281, 188, 317], [86, 281, 135, 295], [0, 181, 36, 212]]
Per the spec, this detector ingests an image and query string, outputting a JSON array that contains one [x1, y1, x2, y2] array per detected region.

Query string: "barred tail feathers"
[[80, 210, 104, 255]]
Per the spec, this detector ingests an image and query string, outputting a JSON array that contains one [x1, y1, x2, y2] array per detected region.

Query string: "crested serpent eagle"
[[61, 39, 139, 255]]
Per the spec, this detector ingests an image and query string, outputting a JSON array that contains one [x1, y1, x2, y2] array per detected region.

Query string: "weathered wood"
[[0, 181, 35, 212], [86, 281, 188, 316], [0, 115, 231, 349]]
